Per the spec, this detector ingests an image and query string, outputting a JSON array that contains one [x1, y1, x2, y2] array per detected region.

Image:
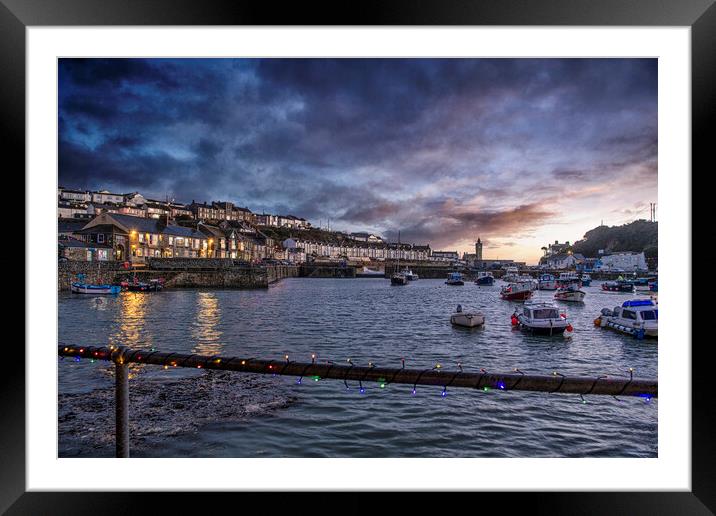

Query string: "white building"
[[597, 252, 648, 272], [541, 253, 577, 269], [91, 190, 125, 204], [59, 188, 91, 202]]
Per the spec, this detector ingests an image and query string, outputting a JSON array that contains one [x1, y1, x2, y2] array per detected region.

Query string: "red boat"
[[500, 282, 534, 301]]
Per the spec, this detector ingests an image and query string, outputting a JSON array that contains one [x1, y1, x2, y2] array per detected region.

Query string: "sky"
[[58, 58, 657, 264]]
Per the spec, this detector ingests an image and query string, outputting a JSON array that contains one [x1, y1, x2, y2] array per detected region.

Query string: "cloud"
[[58, 58, 657, 254]]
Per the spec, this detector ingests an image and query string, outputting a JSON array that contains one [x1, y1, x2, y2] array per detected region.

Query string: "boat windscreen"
[[641, 310, 657, 320], [533, 308, 559, 319]]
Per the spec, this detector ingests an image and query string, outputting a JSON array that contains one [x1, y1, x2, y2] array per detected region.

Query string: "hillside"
[[571, 220, 658, 258]]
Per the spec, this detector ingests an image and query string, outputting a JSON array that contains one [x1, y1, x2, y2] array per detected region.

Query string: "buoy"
[[511, 315, 518, 326], [566, 324, 574, 332], [594, 317, 601, 326]]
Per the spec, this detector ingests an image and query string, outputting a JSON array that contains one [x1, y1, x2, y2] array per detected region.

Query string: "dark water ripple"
[[59, 278, 657, 457]]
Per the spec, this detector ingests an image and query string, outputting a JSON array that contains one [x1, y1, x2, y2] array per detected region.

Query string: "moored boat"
[[70, 273, 121, 295], [474, 271, 494, 286], [391, 272, 408, 285], [356, 266, 384, 278], [122, 278, 164, 292], [71, 282, 121, 295], [450, 305, 485, 328], [445, 272, 465, 285], [402, 267, 419, 280], [538, 273, 558, 290], [502, 266, 520, 282], [500, 281, 534, 301], [579, 273, 592, 286], [601, 280, 634, 292], [594, 299, 657, 339], [557, 272, 581, 288], [512, 301, 572, 336], [554, 284, 586, 302]]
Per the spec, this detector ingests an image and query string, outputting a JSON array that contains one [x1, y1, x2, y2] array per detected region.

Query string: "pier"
[[59, 344, 657, 457]]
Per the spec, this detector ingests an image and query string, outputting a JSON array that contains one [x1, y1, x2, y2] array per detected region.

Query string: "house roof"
[[58, 219, 88, 233], [82, 213, 205, 239]]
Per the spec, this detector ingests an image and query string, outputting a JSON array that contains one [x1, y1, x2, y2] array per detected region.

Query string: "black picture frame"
[[5, 0, 710, 513]]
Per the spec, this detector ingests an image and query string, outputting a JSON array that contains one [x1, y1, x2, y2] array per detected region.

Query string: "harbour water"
[[58, 278, 657, 457]]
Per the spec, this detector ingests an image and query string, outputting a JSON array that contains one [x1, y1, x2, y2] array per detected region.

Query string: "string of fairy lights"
[[58, 343, 655, 404]]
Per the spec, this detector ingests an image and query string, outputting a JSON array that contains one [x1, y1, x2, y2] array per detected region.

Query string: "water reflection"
[[192, 292, 223, 355], [110, 292, 149, 348]]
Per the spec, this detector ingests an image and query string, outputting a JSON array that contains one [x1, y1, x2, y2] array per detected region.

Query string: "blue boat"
[[474, 271, 494, 286], [70, 273, 121, 295], [579, 273, 592, 286], [445, 272, 464, 285]]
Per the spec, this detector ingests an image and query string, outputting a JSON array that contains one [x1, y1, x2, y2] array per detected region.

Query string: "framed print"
[[6, 0, 712, 512]]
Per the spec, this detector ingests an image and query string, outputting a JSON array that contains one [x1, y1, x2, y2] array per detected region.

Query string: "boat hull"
[[517, 316, 568, 335], [500, 290, 533, 301], [599, 317, 657, 338], [475, 277, 494, 286], [554, 290, 586, 302], [446, 280, 464, 285], [602, 282, 634, 292], [390, 275, 408, 285], [125, 283, 163, 292], [450, 313, 485, 328]]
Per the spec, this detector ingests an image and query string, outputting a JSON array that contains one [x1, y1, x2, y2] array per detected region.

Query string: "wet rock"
[[59, 370, 297, 454]]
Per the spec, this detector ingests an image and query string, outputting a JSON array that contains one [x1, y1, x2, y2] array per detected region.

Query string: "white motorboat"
[[557, 272, 581, 288], [402, 267, 419, 280], [356, 266, 384, 278], [502, 266, 520, 282], [594, 299, 657, 339], [538, 273, 559, 290], [513, 301, 571, 336], [554, 284, 586, 302], [450, 305, 485, 328]]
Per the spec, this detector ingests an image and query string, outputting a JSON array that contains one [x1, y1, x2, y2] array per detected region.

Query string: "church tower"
[[475, 238, 483, 261]]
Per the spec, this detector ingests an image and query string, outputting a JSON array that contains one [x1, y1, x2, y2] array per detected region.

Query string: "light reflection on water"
[[59, 278, 657, 457]]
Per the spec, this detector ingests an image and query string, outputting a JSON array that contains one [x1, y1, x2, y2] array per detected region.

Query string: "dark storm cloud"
[[59, 58, 657, 246]]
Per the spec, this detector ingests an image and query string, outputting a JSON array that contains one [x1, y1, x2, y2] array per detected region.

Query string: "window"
[[138, 233, 144, 243], [641, 310, 657, 321], [622, 310, 637, 320], [97, 234, 105, 244]]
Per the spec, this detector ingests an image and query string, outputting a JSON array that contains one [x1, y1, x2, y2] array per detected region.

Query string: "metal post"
[[115, 352, 129, 458]]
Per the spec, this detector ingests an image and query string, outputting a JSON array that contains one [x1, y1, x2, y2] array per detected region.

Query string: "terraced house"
[[75, 213, 209, 262]]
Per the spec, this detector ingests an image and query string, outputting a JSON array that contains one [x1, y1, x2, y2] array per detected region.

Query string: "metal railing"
[[59, 344, 657, 457]]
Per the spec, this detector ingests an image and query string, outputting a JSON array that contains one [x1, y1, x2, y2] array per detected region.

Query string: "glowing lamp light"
[[497, 381, 506, 390]]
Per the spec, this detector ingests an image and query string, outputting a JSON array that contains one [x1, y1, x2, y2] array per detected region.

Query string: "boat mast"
[[397, 230, 400, 272]]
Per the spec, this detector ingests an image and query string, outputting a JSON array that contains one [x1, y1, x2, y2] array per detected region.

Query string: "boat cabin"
[[523, 304, 560, 320], [612, 299, 658, 322]]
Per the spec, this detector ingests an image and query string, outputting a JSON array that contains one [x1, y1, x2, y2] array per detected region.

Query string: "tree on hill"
[[571, 220, 657, 258]]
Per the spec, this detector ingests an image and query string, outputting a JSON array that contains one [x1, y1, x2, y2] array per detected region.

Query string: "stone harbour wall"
[[58, 260, 299, 291]]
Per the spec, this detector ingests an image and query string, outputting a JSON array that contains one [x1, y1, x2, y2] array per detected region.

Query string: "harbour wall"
[[58, 260, 299, 291], [299, 264, 356, 278]]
